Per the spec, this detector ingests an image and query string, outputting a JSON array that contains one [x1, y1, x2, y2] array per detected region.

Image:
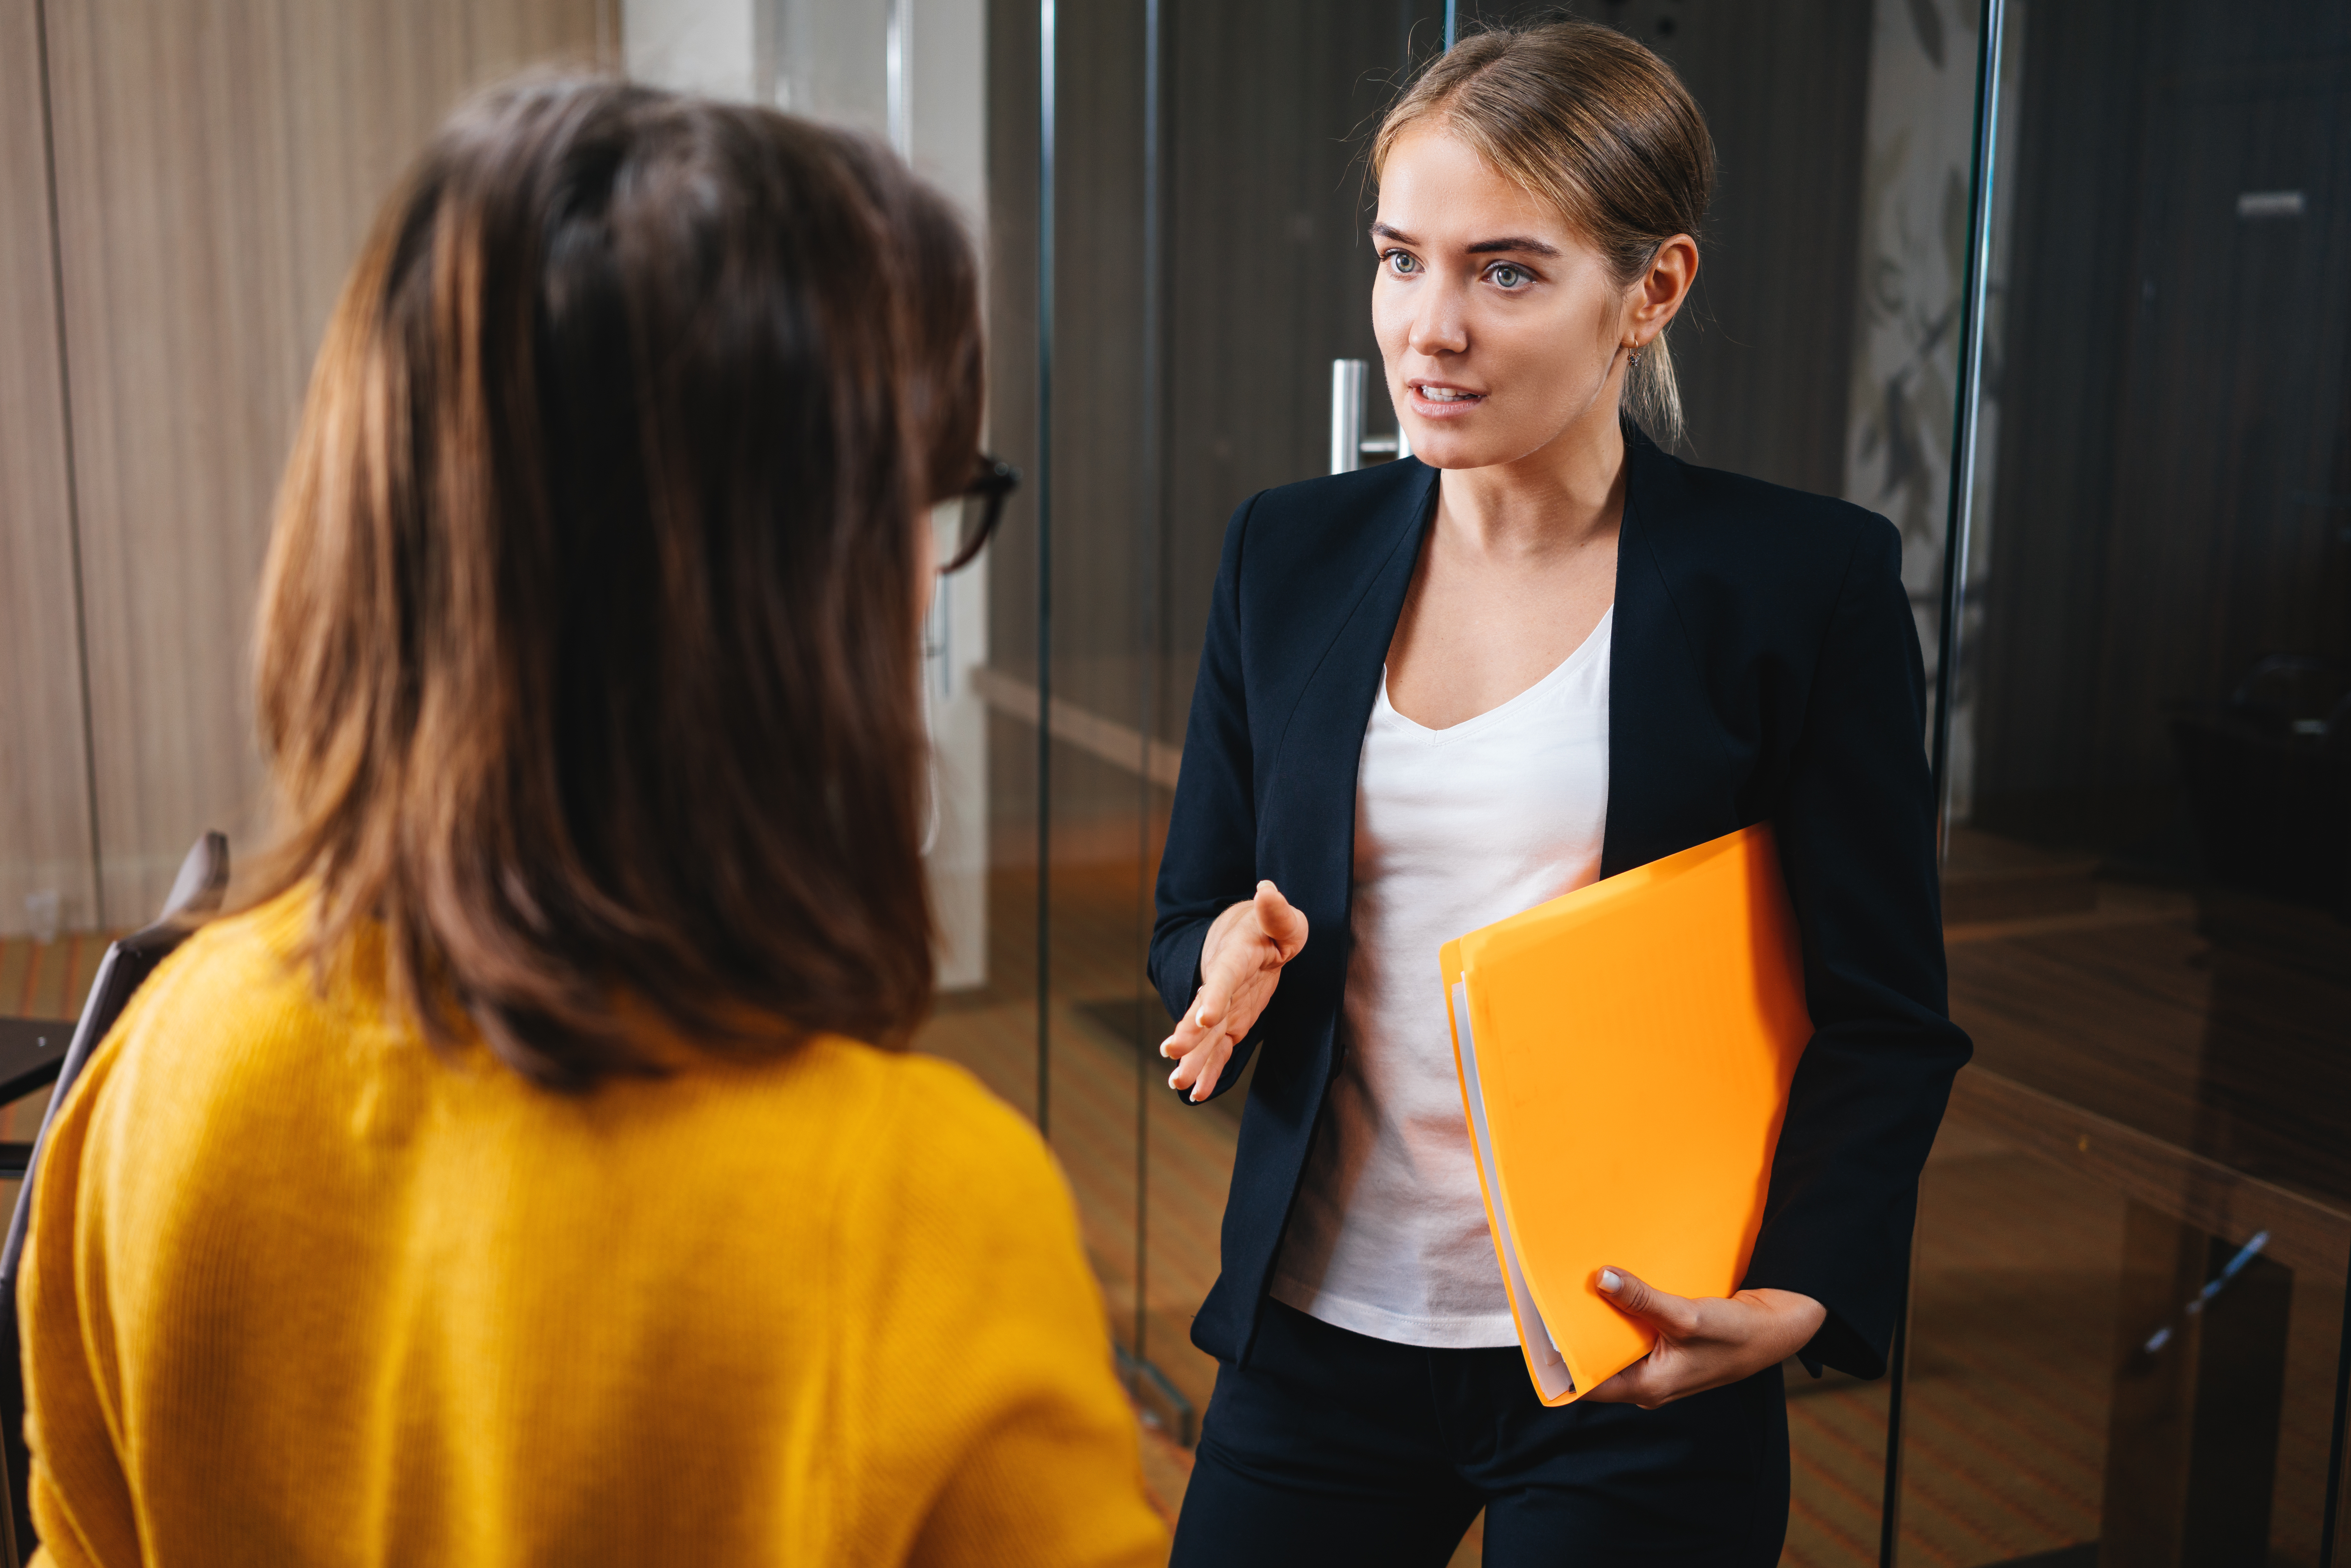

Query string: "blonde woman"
[[1152, 22, 1968, 1564], [20, 80, 1163, 1567]]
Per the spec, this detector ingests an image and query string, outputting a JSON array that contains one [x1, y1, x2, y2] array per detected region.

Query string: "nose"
[[1407, 284, 1469, 361]]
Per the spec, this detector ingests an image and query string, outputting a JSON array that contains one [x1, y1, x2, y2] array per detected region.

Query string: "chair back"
[[0, 832, 227, 1565]]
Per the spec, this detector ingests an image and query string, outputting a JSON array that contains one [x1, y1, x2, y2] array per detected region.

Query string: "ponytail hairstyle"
[[1373, 17, 1714, 448]]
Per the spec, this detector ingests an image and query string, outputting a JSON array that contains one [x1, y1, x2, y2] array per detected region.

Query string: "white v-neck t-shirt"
[[1270, 605, 1613, 1347]]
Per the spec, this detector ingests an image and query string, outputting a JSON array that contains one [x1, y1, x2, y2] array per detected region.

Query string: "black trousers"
[[1171, 1300, 1790, 1567]]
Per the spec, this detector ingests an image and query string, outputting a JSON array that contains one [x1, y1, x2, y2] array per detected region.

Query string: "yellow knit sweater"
[[21, 891, 1167, 1566]]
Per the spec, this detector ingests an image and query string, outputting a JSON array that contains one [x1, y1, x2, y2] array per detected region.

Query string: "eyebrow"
[[1370, 223, 1560, 258]]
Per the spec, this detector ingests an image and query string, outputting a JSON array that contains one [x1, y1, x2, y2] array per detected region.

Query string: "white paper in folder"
[[1451, 978, 1573, 1401]]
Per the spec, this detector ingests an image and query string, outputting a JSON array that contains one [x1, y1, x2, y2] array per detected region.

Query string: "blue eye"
[[1490, 263, 1528, 289], [1385, 251, 1420, 276]]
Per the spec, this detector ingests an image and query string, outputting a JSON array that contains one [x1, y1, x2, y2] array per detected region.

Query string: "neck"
[[1434, 396, 1630, 557]]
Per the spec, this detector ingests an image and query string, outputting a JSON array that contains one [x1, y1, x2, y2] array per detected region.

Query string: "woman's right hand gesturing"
[[1159, 881, 1309, 1104]]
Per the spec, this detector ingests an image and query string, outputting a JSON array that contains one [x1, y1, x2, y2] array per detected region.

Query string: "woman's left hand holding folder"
[[1581, 1268, 1827, 1409]]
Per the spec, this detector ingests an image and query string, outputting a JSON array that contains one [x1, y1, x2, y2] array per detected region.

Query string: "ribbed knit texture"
[[21, 890, 1166, 1566]]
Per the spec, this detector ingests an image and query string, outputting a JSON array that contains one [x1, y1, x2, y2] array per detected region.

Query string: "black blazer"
[[1148, 429, 1972, 1380]]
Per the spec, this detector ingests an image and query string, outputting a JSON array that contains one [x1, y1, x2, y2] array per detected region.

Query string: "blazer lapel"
[[1258, 461, 1439, 1000], [1602, 431, 1742, 876]]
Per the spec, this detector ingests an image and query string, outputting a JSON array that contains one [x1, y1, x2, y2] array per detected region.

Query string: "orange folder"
[[1439, 823, 1811, 1405]]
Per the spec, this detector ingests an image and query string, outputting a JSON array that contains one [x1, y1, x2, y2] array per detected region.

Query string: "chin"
[[1402, 428, 1502, 471]]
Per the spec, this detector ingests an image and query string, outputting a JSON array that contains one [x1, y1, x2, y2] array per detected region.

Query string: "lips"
[[1408, 381, 1485, 414]]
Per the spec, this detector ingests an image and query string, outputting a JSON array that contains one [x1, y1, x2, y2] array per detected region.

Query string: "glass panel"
[[927, 0, 1140, 1273], [961, 0, 1975, 1557], [1040, 0, 1152, 1406], [910, 0, 1052, 1199], [1626, 4, 1940, 1559], [1911, 0, 2351, 1562], [1147, 0, 1450, 1438]]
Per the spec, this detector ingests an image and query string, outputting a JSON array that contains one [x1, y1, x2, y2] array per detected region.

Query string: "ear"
[[1629, 234, 1698, 346]]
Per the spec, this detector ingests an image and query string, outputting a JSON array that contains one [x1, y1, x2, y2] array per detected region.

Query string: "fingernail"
[[1599, 1270, 1622, 1292], [1168, 1068, 1181, 1087], [1197, 1009, 1211, 1027]]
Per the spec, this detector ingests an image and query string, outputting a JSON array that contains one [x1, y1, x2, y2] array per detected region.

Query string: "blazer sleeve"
[[1741, 516, 1973, 1379], [1147, 495, 1266, 1103]]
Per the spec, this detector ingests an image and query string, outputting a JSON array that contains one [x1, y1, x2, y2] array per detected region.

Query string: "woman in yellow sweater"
[[20, 79, 1165, 1567]]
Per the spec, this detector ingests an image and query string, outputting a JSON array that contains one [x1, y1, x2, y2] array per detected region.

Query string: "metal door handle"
[[1329, 359, 1411, 474]]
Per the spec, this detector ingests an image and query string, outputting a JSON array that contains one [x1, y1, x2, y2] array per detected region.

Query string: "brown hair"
[[249, 77, 982, 1089], [1374, 18, 1713, 448]]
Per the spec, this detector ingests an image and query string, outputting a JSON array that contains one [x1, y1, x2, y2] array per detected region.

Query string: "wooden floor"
[[0, 930, 115, 1143], [1949, 882, 2351, 1210]]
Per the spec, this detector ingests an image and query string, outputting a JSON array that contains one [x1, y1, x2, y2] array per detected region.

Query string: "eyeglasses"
[[940, 455, 1019, 575]]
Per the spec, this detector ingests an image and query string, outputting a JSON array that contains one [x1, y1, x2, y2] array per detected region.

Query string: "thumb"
[[1595, 1266, 1688, 1333], [1254, 881, 1309, 955]]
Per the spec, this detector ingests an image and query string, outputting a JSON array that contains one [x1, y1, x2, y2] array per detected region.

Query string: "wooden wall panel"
[[0, 0, 101, 939], [1644, 0, 1875, 496], [1975, 0, 2351, 856], [41, 0, 611, 922], [1154, 0, 1443, 752]]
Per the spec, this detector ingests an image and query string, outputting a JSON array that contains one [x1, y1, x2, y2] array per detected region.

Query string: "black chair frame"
[[0, 833, 227, 1566]]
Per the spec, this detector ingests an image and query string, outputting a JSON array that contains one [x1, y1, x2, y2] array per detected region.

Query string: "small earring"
[[1628, 345, 1643, 368]]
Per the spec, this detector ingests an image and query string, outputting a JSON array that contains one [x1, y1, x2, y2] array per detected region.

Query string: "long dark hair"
[[249, 77, 981, 1088]]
